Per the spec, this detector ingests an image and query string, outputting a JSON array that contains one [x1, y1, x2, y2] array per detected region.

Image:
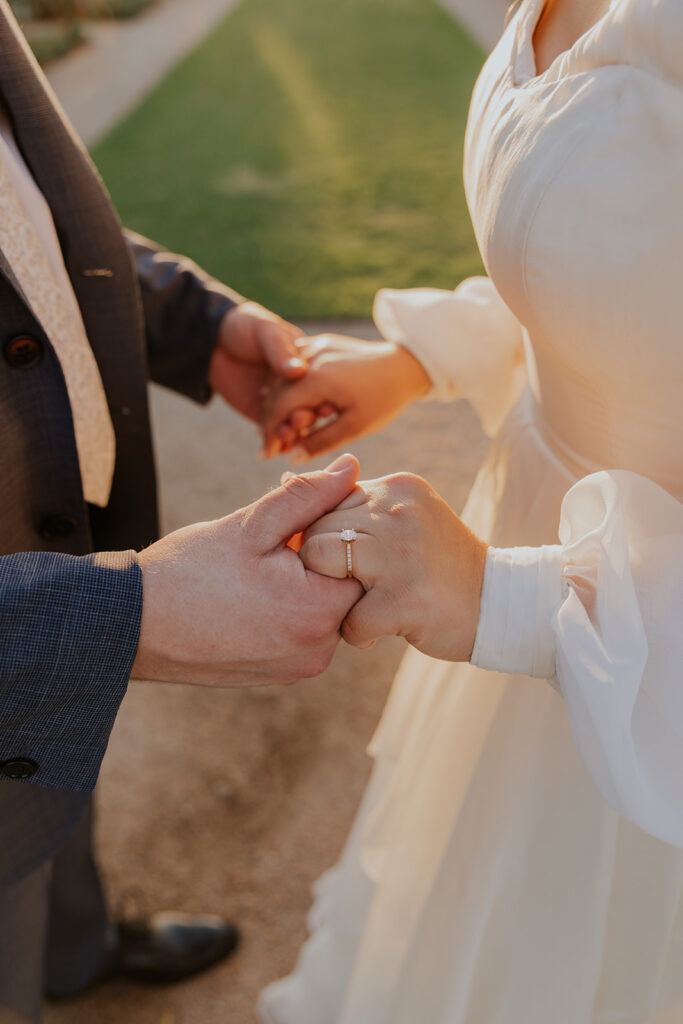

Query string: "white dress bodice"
[[372, 0, 683, 845], [260, 5, 683, 1022], [465, 0, 683, 496]]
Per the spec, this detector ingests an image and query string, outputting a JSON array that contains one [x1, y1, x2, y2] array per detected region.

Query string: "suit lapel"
[[0, 233, 33, 311], [0, 0, 149, 408]]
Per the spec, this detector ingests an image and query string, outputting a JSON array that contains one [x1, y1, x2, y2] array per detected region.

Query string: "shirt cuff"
[[471, 544, 565, 679]]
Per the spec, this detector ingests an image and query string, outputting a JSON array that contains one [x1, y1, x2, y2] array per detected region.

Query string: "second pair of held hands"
[[131, 453, 487, 689]]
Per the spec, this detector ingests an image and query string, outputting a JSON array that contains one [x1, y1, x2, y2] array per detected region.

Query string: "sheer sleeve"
[[471, 469, 683, 846], [373, 276, 526, 436]]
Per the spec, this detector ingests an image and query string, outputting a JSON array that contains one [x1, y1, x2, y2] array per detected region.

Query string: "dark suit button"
[[0, 758, 39, 779], [3, 334, 44, 369], [39, 514, 78, 541]]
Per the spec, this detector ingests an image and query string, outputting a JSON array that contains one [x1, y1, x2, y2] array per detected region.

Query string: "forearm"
[[374, 277, 527, 435], [0, 549, 142, 791], [126, 229, 243, 402]]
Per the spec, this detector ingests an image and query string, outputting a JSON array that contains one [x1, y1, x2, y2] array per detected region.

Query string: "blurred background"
[[10, 1, 507, 1020]]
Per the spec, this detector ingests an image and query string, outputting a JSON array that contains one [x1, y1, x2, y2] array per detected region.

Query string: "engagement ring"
[[340, 528, 357, 577]]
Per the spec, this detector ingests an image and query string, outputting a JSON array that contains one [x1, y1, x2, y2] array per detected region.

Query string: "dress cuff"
[[471, 545, 565, 679]]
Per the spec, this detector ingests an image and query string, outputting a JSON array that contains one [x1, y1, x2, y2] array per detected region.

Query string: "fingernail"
[[289, 447, 308, 465], [325, 453, 356, 473], [285, 357, 306, 371]]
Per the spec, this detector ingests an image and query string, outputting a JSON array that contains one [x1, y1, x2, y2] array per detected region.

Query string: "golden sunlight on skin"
[[261, 335, 430, 461], [298, 472, 488, 661], [533, 0, 613, 74]]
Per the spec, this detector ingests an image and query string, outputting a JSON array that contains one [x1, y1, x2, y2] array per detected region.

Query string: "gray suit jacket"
[[0, 1, 242, 885]]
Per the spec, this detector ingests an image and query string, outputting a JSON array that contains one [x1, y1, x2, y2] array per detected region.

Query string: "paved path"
[[46, 0, 243, 146]]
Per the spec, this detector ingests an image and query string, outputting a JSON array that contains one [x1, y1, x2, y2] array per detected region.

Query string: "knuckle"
[[238, 502, 264, 542], [386, 471, 429, 500], [382, 473, 433, 528], [282, 474, 318, 504], [301, 645, 335, 678]]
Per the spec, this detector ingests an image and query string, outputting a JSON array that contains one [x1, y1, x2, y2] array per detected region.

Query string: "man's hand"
[[297, 473, 488, 662], [131, 454, 363, 687], [209, 301, 308, 422], [259, 335, 430, 461]]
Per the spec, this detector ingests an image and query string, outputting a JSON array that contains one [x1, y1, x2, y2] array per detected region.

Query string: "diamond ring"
[[340, 528, 357, 577]]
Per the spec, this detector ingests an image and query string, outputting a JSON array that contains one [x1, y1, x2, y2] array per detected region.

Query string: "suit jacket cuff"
[[0, 549, 142, 791], [126, 229, 243, 404]]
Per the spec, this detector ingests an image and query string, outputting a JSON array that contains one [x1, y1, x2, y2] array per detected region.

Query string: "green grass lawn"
[[93, 0, 485, 319]]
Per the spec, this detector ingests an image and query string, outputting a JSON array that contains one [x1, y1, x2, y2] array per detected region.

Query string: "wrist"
[[465, 535, 489, 661], [130, 547, 177, 682], [386, 341, 431, 403]]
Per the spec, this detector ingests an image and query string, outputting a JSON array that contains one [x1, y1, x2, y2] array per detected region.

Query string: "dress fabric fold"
[[260, 0, 683, 1020]]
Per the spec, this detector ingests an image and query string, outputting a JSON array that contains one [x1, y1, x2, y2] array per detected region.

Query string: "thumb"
[[250, 453, 360, 551], [258, 320, 308, 379]]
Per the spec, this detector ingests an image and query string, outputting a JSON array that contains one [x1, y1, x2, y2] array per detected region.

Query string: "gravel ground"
[[45, 322, 488, 1024]]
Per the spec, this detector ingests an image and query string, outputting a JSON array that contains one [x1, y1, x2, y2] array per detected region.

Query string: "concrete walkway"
[[46, 0, 242, 146]]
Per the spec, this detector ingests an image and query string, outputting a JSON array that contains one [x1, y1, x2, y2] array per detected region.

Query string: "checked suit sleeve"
[[0, 549, 142, 791], [126, 229, 244, 404]]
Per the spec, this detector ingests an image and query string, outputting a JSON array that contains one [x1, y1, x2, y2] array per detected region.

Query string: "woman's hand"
[[297, 472, 488, 661], [260, 335, 431, 461]]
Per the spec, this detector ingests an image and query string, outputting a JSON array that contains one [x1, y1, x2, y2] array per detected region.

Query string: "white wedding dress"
[[259, 0, 683, 1021]]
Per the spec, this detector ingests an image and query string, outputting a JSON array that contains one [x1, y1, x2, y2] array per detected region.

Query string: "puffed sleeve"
[[373, 276, 526, 436], [471, 469, 683, 846]]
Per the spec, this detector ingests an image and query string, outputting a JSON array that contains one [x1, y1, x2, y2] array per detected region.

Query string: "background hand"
[[131, 454, 363, 687], [260, 334, 431, 461], [209, 301, 308, 423], [297, 472, 487, 661]]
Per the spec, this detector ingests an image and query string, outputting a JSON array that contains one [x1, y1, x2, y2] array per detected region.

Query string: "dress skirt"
[[259, 395, 683, 1024]]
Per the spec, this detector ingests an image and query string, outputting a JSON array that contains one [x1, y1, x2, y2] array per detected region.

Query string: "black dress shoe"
[[114, 912, 240, 984], [46, 912, 240, 999]]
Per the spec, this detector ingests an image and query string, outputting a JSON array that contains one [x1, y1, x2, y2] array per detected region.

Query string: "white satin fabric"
[[260, 0, 683, 1021]]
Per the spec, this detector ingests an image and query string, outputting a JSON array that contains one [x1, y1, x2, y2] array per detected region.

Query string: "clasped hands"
[[131, 306, 487, 688], [257, 323, 488, 661], [289, 465, 487, 661]]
